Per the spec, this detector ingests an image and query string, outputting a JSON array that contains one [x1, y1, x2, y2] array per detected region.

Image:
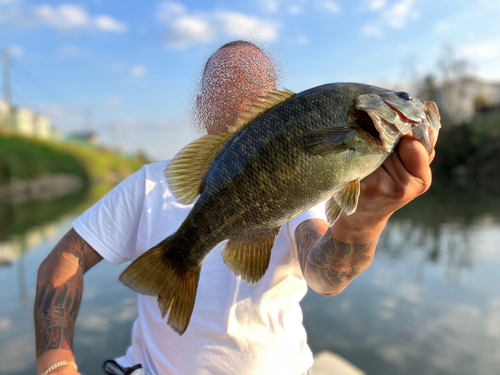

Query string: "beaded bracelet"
[[41, 360, 78, 375]]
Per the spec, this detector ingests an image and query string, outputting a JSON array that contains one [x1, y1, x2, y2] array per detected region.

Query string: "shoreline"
[[0, 174, 85, 204]]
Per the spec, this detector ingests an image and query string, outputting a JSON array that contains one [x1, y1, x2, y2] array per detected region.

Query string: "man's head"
[[194, 40, 278, 134]]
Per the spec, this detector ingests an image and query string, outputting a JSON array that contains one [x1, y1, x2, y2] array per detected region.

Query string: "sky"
[[0, 0, 499, 160]]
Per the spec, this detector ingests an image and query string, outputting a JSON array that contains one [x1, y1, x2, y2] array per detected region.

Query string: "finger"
[[380, 148, 410, 187], [397, 136, 431, 181], [429, 149, 436, 164]]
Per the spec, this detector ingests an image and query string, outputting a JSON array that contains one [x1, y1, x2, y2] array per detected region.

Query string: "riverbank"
[[0, 133, 145, 202]]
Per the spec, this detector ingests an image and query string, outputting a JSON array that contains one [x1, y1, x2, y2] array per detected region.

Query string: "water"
[[1, 185, 500, 374]]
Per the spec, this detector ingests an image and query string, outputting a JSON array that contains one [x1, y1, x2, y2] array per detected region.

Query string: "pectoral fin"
[[332, 179, 361, 216], [303, 128, 353, 156], [222, 227, 281, 285]]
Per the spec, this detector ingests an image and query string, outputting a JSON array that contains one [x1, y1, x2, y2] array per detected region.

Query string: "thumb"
[[397, 135, 432, 181]]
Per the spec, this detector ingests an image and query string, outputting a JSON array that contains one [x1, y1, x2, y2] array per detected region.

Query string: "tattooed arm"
[[295, 136, 435, 296], [295, 218, 381, 296], [34, 228, 103, 375]]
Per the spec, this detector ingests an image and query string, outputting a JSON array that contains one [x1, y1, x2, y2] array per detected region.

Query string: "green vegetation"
[[0, 133, 144, 186], [58, 141, 144, 184], [432, 111, 500, 192], [0, 134, 86, 185]]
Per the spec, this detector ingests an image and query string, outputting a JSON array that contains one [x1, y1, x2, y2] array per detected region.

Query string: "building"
[[14, 107, 35, 137], [66, 130, 99, 146], [0, 101, 13, 130], [34, 115, 52, 140], [433, 77, 500, 125], [0, 101, 56, 140]]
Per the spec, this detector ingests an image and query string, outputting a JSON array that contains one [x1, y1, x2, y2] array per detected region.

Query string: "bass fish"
[[120, 82, 441, 335]]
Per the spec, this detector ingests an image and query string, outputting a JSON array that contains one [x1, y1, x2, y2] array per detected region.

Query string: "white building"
[[0, 101, 13, 129], [436, 77, 500, 125], [34, 115, 52, 140], [14, 107, 35, 136]]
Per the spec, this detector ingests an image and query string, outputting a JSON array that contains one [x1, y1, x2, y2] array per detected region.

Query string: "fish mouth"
[[355, 109, 383, 146], [353, 93, 441, 154]]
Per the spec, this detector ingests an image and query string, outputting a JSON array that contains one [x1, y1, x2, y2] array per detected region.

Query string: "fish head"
[[348, 90, 441, 154]]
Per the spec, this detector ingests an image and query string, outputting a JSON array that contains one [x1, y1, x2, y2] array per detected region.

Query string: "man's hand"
[[333, 135, 435, 244], [295, 135, 435, 296]]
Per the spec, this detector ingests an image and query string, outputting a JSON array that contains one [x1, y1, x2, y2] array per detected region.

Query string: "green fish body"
[[120, 82, 441, 335]]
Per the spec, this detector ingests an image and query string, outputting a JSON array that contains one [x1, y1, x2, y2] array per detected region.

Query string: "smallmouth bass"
[[120, 82, 441, 335]]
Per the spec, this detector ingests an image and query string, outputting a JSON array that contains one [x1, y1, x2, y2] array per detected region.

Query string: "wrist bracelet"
[[41, 360, 78, 375]]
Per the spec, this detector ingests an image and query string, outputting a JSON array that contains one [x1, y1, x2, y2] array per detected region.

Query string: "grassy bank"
[[0, 133, 144, 187]]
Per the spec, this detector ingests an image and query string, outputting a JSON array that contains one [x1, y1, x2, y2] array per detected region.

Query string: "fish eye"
[[397, 91, 412, 101]]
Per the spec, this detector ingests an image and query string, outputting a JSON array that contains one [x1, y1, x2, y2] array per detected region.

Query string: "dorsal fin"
[[165, 132, 233, 204], [165, 89, 295, 205], [234, 89, 296, 127]]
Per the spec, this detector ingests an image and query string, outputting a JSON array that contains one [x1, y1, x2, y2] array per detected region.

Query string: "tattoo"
[[34, 229, 102, 358], [295, 219, 377, 296]]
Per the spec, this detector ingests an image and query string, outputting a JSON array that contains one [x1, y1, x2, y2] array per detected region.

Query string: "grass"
[[0, 133, 145, 186]]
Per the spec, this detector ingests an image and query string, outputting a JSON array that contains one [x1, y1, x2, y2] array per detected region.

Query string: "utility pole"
[[2, 50, 12, 104]]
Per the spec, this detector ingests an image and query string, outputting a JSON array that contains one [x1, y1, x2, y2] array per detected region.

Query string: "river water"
[[0, 185, 499, 375]]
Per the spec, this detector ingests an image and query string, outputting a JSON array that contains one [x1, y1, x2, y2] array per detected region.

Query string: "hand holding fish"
[[296, 132, 436, 297], [334, 134, 435, 243]]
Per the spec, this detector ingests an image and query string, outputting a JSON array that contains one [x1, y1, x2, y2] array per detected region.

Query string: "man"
[[34, 41, 434, 375]]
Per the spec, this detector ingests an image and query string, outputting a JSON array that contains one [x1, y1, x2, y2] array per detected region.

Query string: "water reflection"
[[0, 184, 139, 375], [378, 184, 500, 284], [1, 185, 500, 374], [301, 185, 500, 375]]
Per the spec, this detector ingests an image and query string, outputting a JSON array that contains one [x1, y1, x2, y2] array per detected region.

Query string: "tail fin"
[[119, 239, 201, 335]]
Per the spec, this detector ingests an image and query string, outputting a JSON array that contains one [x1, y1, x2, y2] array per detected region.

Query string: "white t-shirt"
[[73, 161, 327, 375]]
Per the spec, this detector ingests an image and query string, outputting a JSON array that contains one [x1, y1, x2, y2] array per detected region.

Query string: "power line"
[[10, 57, 76, 109], [7, 55, 94, 131]]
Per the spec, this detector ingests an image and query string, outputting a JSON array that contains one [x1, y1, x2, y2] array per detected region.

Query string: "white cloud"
[[0, 3, 128, 33], [160, 7, 279, 49], [383, 0, 418, 28], [33, 4, 89, 29], [165, 16, 216, 49], [157, 1, 187, 20], [434, 20, 451, 33], [8, 44, 23, 57], [255, 0, 279, 13], [361, 0, 419, 37], [288, 4, 302, 15], [297, 34, 309, 45], [461, 40, 500, 60], [93, 15, 127, 32], [216, 11, 279, 42], [362, 23, 384, 37], [130, 65, 147, 77], [369, 0, 387, 11], [319, 0, 341, 14]]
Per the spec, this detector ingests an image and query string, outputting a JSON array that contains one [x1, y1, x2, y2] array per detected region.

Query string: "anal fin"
[[222, 227, 281, 285]]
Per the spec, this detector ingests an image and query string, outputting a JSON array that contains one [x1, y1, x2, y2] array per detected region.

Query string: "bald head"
[[194, 41, 278, 134]]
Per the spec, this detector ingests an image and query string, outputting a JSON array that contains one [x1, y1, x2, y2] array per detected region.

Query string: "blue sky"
[[1, 0, 499, 160]]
